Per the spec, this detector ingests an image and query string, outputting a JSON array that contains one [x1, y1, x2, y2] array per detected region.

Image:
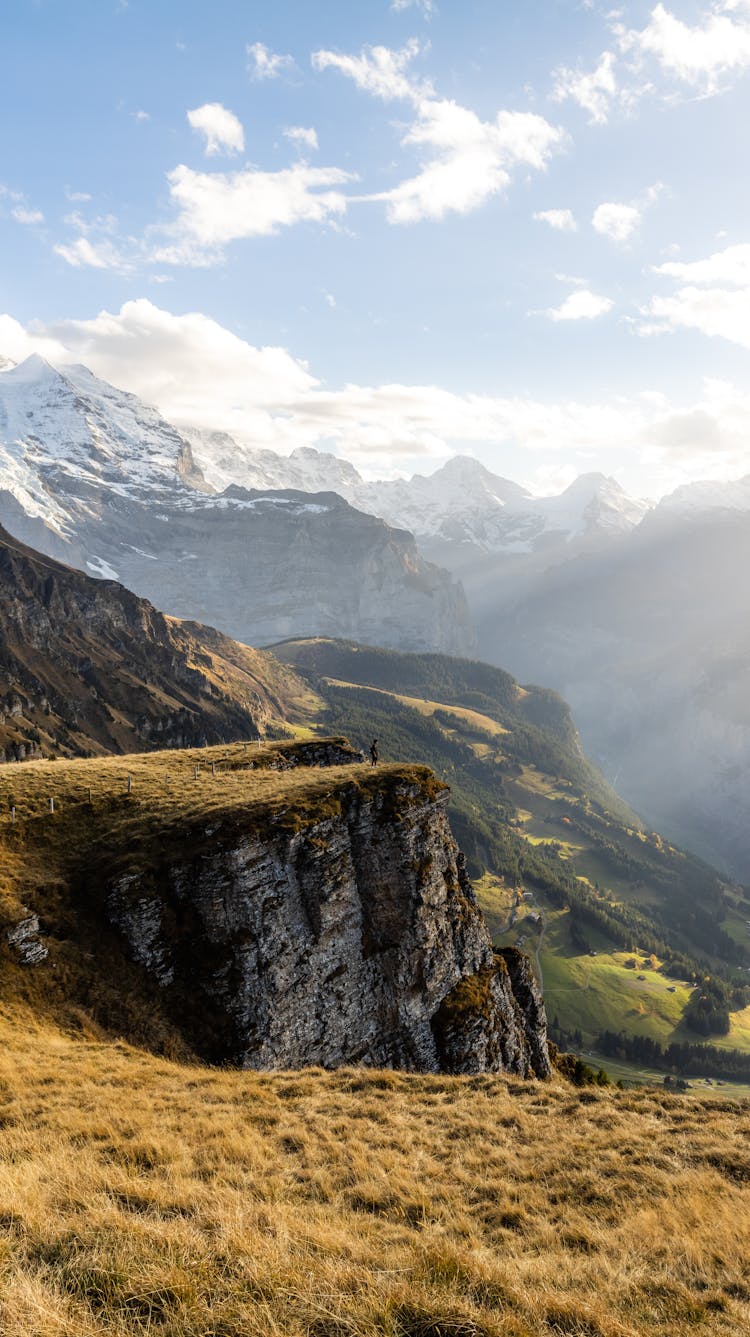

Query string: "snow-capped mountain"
[[183, 428, 360, 496], [184, 426, 650, 554], [0, 354, 204, 538], [360, 463, 649, 551], [0, 355, 472, 655], [654, 475, 750, 519]]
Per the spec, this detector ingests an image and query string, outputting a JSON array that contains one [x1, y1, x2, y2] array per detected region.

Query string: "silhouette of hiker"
[[369, 738, 379, 767]]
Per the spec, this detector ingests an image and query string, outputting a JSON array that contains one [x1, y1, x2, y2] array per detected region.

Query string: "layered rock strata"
[[105, 766, 550, 1076]]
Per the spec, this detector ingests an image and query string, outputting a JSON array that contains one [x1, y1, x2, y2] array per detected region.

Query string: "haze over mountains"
[[3, 352, 750, 879]]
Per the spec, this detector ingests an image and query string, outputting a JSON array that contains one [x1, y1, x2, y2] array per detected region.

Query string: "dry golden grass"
[[0, 1007, 749, 1337]]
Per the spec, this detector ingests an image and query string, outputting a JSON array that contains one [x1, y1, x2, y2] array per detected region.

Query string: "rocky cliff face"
[[102, 764, 549, 1075]]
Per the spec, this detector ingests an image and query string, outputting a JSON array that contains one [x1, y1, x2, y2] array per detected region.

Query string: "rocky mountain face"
[[1, 740, 550, 1078], [0, 357, 472, 656], [0, 523, 317, 761]]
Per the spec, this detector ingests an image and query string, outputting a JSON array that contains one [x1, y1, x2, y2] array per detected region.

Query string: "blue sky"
[[2, 0, 750, 495]]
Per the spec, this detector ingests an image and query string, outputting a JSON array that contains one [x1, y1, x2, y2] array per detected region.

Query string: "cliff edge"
[[1, 740, 549, 1077]]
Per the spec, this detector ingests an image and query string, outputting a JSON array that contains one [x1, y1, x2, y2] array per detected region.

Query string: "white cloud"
[[314, 41, 564, 224], [325, 293, 336, 308], [187, 103, 245, 157], [534, 208, 577, 231], [53, 235, 129, 271], [552, 50, 618, 123], [391, 0, 435, 14], [247, 41, 295, 80], [653, 242, 750, 286], [155, 162, 354, 262], [592, 200, 641, 243], [545, 289, 614, 321], [52, 209, 133, 271], [592, 183, 663, 244], [2, 187, 44, 226], [312, 39, 431, 102], [133, 110, 150, 122], [644, 285, 750, 347], [12, 206, 44, 225], [618, 2, 750, 93], [6, 299, 750, 488], [642, 242, 750, 349], [283, 125, 319, 152]]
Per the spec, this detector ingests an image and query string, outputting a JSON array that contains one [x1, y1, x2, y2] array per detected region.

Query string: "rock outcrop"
[[432, 949, 550, 1078], [6, 911, 48, 966], [102, 761, 550, 1075]]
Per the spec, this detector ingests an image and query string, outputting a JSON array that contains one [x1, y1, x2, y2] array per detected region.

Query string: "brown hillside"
[[0, 524, 320, 760]]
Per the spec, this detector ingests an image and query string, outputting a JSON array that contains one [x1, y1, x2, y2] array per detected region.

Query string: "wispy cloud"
[[641, 240, 750, 349], [247, 41, 295, 81], [12, 206, 44, 225], [552, 50, 618, 123], [153, 162, 355, 264], [314, 40, 564, 224], [391, 0, 435, 15], [1, 184, 44, 227], [283, 125, 319, 153], [534, 208, 577, 232]]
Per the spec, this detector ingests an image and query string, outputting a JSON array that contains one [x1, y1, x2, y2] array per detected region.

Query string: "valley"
[[273, 638, 750, 1075]]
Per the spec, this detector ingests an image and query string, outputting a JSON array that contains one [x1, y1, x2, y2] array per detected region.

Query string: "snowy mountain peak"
[[0, 355, 199, 537], [561, 471, 611, 495], [433, 456, 532, 504], [287, 446, 362, 489], [0, 354, 18, 373], [531, 473, 650, 539], [656, 475, 750, 518], [4, 353, 66, 385]]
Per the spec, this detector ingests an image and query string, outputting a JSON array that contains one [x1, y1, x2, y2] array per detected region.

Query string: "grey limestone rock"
[[105, 773, 550, 1075], [7, 911, 48, 966], [431, 949, 550, 1078]]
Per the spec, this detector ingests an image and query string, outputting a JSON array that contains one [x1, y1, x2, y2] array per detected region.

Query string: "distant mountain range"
[[183, 426, 651, 554]]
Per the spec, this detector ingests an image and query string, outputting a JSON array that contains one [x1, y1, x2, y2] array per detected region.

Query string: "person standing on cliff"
[[369, 738, 379, 767]]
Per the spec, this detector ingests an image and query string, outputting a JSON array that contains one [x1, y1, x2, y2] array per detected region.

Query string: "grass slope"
[[273, 639, 750, 1057], [1, 1011, 749, 1337]]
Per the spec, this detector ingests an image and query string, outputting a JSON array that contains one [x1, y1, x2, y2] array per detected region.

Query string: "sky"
[[2, 0, 750, 496]]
